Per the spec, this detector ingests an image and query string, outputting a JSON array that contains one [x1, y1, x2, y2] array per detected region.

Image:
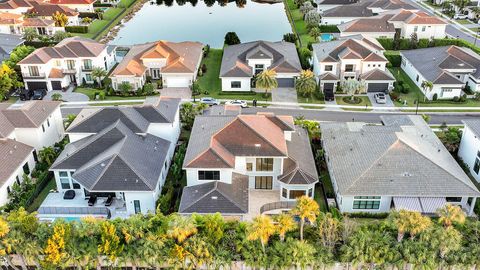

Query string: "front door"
[[133, 200, 141, 214], [255, 176, 273, 190], [69, 74, 76, 85]]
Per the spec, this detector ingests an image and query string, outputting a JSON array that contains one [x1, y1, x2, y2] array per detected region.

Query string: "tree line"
[[1, 196, 479, 269]]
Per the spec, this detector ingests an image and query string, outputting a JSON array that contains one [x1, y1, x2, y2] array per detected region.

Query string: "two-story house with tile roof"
[[0, 0, 33, 14], [219, 40, 302, 91], [18, 36, 116, 92], [312, 35, 395, 96], [110, 40, 203, 90], [48, 0, 96, 12], [180, 113, 318, 220], [27, 0, 80, 25], [0, 12, 63, 35]]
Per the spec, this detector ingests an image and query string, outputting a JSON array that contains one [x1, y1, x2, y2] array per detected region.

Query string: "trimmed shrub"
[[384, 52, 401, 67], [432, 93, 438, 101], [318, 25, 340, 33], [389, 91, 399, 101], [65, 25, 89, 33], [283, 33, 298, 43], [401, 85, 410, 94], [79, 12, 99, 19]]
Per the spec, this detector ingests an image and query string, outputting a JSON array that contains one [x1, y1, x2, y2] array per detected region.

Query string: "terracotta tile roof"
[[184, 114, 295, 168], [319, 72, 339, 81], [0, 0, 32, 9], [49, 0, 96, 5], [111, 40, 203, 77], [23, 17, 54, 26], [48, 68, 64, 78], [364, 52, 387, 61], [0, 111, 15, 138], [359, 68, 395, 81], [338, 14, 396, 33], [27, 0, 78, 16], [19, 36, 107, 64], [0, 101, 61, 128], [0, 139, 33, 186], [313, 37, 386, 63], [0, 12, 22, 24], [389, 10, 446, 24]]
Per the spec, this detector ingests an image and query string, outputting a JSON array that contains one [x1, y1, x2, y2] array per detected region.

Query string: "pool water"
[[111, 0, 292, 48], [321, 33, 334, 42]]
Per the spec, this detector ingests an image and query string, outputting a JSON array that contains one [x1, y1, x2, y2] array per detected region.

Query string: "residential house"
[[0, 138, 35, 206], [0, 12, 63, 35], [110, 41, 203, 90], [337, 10, 447, 39], [401, 45, 480, 100], [0, 101, 64, 151], [0, 33, 23, 62], [321, 0, 417, 25], [315, 0, 359, 14], [180, 113, 319, 220], [0, 0, 32, 14], [312, 35, 395, 96], [321, 115, 480, 216], [219, 41, 302, 91], [48, 0, 97, 12], [27, 0, 80, 26], [38, 97, 181, 219], [458, 120, 480, 183], [18, 36, 116, 91]]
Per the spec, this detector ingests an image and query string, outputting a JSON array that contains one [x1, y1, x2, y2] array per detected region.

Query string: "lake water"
[[110, 0, 292, 48]]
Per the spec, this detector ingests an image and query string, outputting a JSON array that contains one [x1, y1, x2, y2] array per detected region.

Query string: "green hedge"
[[93, 2, 112, 6], [319, 25, 340, 33], [23, 41, 57, 48], [79, 12, 99, 19], [377, 38, 480, 54], [217, 91, 258, 96], [384, 52, 401, 67], [65, 25, 89, 33]]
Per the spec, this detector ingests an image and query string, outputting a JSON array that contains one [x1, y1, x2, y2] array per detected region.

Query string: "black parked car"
[[88, 195, 97, 206], [105, 195, 113, 207], [18, 89, 33, 101], [32, 89, 47, 100]]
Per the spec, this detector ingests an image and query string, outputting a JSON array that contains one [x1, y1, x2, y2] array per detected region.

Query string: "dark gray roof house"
[[52, 121, 171, 192], [0, 34, 23, 62], [219, 41, 302, 78]]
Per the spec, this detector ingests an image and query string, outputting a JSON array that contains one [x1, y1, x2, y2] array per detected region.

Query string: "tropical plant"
[[390, 210, 432, 242], [38, 146, 57, 166], [421, 80, 433, 101], [247, 215, 276, 252], [81, 17, 92, 24], [179, 102, 208, 130], [437, 204, 466, 227], [292, 196, 319, 241], [22, 28, 38, 42], [98, 221, 123, 266], [288, 239, 316, 269], [64, 114, 77, 128], [91, 67, 107, 88], [341, 78, 366, 101], [453, 0, 469, 11], [52, 11, 69, 27], [316, 212, 342, 251], [309, 26, 321, 40], [52, 31, 69, 42], [43, 222, 68, 267], [255, 69, 278, 98], [437, 127, 463, 154], [275, 213, 296, 241], [118, 82, 132, 94], [51, 93, 62, 101], [410, 32, 418, 49], [224, 32, 241, 45], [167, 214, 197, 243], [299, 1, 314, 14], [305, 10, 321, 28], [0, 64, 17, 100], [295, 70, 317, 98]]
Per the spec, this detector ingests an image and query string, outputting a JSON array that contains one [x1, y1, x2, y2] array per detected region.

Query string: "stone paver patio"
[[159, 87, 191, 99]]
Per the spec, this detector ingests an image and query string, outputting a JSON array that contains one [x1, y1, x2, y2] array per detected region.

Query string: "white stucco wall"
[[321, 17, 358, 25], [458, 125, 480, 183], [340, 31, 395, 39], [0, 152, 35, 206], [337, 195, 392, 213], [402, 24, 447, 39], [221, 77, 252, 91]]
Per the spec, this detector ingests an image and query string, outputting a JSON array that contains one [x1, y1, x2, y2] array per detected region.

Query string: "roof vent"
[[101, 163, 105, 167], [255, 143, 261, 147], [438, 149, 441, 152], [124, 178, 127, 181], [9, 150, 12, 155], [201, 125, 204, 129], [211, 196, 218, 200], [402, 172, 412, 177], [154, 146, 157, 151]]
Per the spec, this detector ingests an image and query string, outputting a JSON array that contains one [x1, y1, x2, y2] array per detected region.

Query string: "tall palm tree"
[[437, 204, 466, 228], [295, 70, 317, 98], [390, 210, 432, 242], [38, 146, 57, 167], [91, 67, 108, 88], [421, 80, 433, 101], [275, 213, 296, 242], [255, 69, 278, 98], [246, 215, 276, 252], [52, 11, 68, 27], [167, 214, 197, 243], [291, 196, 319, 241], [287, 239, 316, 270], [22, 28, 38, 42]]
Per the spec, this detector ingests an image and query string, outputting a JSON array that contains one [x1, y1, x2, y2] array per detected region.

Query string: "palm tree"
[[309, 27, 321, 41], [316, 212, 342, 251], [291, 196, 319, 241], [91, 67, 107, 88], [295, 70, 317, 98], [38, 146, 57, 166], [390, 210, 432, 242], [52, 11, 68, 27], [167, 214, 197, 243], [246, 215, 276, 252], [22, 28, 38, 42], [437, 204, 466, 228], [255, 69, 278, 98], [275, 213, 296, 242], [287, 239, 316, 270], [421, 80, 433, 101]]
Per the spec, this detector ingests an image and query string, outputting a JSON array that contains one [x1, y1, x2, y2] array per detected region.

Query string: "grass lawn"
[[389, 67, 480, 108], [284, 0, 316, 47], [336, 95, 372, 111], [456, 19, 472, 25], [196, 49, 272, 101], [75, 87, 158, 101], [297, 92, 325, 104], [27, 178, 56, 212]]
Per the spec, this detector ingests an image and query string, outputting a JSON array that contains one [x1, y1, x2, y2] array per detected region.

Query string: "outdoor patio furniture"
[[88, 195, 97, 206], [63, 190, 75, 200], [105, 195, 113, 207]]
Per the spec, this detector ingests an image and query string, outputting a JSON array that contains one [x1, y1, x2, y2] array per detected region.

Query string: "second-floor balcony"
[[22, 72, 47, 79], [62, 68, 77, 74], [82, 66, 93, 72]]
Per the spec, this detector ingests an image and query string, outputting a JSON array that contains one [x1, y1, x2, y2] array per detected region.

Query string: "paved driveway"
[[45, 90, 89, 102], [272, 88, 298, 103], [367, 93, 394, 108], [160, 87, 191, 99]]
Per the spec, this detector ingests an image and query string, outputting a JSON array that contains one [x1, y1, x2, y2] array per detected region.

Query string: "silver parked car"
[[225, 100, 248, 108], [200, 97, 220, 106], [374, 93, 387, 104]]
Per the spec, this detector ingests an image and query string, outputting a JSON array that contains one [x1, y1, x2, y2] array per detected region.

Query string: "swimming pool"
[[321, 33, 334, 42]]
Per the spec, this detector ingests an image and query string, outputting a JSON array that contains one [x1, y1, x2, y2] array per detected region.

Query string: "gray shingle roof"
[[0, 101, 60, 128], [0, 139, 33, 186], [52, 121, 171, 192], [220, 41, 302, 78], [179, 173, 249, 214], [0, 34, 23, 62], [463, 119, 480, 138], [321, 115, 480, 197]]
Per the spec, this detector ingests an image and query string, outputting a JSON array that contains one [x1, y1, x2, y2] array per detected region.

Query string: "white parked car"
[[225, 100, 248, 108], [454, 14, 468, 19], [374, 93, 387, 104], [200, 97, 220, 106]]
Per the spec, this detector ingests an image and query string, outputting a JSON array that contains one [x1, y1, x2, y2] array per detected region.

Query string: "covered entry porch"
[[393, 196, 477, 216]]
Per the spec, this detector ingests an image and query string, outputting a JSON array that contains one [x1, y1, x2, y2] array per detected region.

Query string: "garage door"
[[277, 78, 295, 88], [165, 77, 189, 87], [368, 83, 388, 92], [26, 81, 48, 91], [51, 81, 62, 90]]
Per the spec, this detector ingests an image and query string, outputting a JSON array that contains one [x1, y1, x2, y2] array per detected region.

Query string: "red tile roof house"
[[27, 0, 80, 26], [337, 9, 447, 39], [179, 113, 319, 220], [110, 41, 203, 91], [0, 12, 63, 36], [18, 36, 116, 92], [0, 0, 33, 14], [312, 35, 395, 95], [48, 0, 96, 12]]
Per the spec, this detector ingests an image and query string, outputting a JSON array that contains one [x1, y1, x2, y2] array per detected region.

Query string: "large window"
[[324, 65, 333, 71], [344, 64, 354, 72], [22, 163, 30, 175], [474, 151, 480, 174], [353, 196, 381, 210], [254, 64, 264, 75], [198, 170, 220, 180], [231, 81, 241, 88], [59, 171, 71, 189], [256, 158, 273, 171], [83, 59, 92, 70], [28, 66, 39, 77], [246, 162, 253, 171], [255, 176, 273, 189], [289, 190, 306, 199]]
